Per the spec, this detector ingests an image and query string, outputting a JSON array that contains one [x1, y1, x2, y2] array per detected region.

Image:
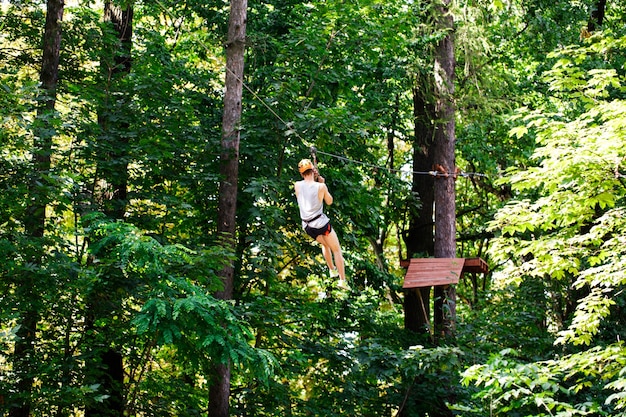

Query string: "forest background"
[[2, 0, 626, 416]]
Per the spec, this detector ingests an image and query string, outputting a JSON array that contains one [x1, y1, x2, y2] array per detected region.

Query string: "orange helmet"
[[298, 158, 314, 174]]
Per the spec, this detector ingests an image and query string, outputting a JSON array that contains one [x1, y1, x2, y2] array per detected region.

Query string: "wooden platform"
[[402, 258, 488, 289]]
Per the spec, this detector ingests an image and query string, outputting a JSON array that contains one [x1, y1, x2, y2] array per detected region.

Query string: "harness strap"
[[303, 213, 322, 224]]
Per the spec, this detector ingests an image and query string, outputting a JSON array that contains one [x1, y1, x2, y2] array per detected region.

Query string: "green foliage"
[[233, 282, 464, 416], [462, 344, 626, 416], [473, 28, 626, 417], [6, 0, 626, 414]]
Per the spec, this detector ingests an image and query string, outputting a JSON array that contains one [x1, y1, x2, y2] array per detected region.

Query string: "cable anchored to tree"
[[310, 146, 488, 179]]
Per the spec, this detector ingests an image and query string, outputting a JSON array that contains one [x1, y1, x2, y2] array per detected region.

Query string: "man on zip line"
[[294, 158, 348, 290]]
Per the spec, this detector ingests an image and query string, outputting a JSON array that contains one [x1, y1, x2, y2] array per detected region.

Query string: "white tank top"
[[296, 181, 329, 229]]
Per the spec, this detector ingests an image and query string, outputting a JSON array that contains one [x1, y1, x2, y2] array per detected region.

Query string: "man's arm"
[[318, 181, 333, 205]]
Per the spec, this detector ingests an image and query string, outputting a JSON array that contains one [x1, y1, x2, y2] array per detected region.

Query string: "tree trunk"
[[400, 2, 456, 414], [84, 4, 133, 416], [432, 0, 456, 338], [587, 0, 606, 32], [97, 1, 133, 220], [403, 85, 436, 334], [10, 0, 64, 415], [209, 0, 247, 416]]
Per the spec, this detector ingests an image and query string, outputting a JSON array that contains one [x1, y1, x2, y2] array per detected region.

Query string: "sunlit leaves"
[[462, 346, 626, 416], [481, 30, 626, 417], [490, 44, 626, 288]]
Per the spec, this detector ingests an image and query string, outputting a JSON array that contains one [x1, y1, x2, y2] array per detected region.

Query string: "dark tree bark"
[[84, 3, 133, 416], [97, 1, 133, 220], [431, 0, 457, 339], [10, 0, 64, 415], [209, 0, 247, 416], [403, 1, 458, 340], [587, 0, 606, 32], [403, 85, 436, 334]]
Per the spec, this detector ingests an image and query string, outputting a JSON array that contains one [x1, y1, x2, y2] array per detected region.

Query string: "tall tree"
[[9, 0, 64, 415], [96, 1, 133, 220], [403, 79, 437, 335], [432, 0, 456, 339], [209, 0, 247, 415], [402, 0, 457, 340], [85, 2, 133, 415]]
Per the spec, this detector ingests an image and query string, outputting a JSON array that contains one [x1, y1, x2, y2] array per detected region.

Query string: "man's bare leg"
[[318, 231, 346, 282], [317, 237, 335, 271]]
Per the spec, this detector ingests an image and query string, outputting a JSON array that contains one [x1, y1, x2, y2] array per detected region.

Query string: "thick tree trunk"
[[85, 4, 133, 416], [403, 86, 436, 334], [10, 0, 64, 415], [432, 0, 456, 339], [209, 0, 247, 416], [400, 2, 456, 414]]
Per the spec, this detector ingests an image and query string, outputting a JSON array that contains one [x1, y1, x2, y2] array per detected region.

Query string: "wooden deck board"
[[402, 257, 488, 289]]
